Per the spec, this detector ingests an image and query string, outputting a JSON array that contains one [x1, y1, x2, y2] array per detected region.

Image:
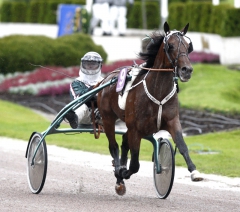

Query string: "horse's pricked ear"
[[164, 22, 170, 34], [181, 23, 189, 35]]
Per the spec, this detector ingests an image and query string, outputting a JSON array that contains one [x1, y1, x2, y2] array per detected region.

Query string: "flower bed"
[[0, 59, 143, 96], [189, 52, 219, 63], [0, 54, 219, 96]]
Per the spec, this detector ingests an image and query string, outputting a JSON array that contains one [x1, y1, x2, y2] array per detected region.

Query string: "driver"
[[64, 51, 103, 128]]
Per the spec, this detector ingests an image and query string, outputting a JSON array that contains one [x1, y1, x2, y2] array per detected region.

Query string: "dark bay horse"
[[97, 22, 203, 195]]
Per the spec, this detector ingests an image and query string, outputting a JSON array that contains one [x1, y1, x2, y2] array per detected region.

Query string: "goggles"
[[82, 61, 101, 70], [81, 55, 103, 62]]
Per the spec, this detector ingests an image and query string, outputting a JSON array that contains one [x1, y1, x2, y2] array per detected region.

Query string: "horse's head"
[[163, 22, 193, 82]]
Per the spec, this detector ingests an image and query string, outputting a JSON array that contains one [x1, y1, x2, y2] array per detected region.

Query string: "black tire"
[[26, 132, 48, 194], [153, 138, 175, 199]]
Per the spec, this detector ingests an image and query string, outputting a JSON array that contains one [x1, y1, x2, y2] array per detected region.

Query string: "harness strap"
[[119, 67, 177, 130], [143, 81, 177, 130], [124, 69, 150, 92], [91, 101, 101, 139]]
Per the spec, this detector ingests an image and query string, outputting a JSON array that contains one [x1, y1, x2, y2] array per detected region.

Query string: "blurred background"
[[0, 0, 240, 94], [0, 0, 240, 146]]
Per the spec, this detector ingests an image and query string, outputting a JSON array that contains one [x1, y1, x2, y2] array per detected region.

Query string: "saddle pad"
[[118, 67, 141, 110]]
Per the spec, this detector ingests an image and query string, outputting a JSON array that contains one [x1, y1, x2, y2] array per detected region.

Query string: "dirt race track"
[[0, 137, 239, 212]]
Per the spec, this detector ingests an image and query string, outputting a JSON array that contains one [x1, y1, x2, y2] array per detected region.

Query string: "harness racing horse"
[[97, 22, 203, 195]]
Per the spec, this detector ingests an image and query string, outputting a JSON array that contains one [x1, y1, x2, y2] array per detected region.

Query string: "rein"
[[140, 66, 174, 72]]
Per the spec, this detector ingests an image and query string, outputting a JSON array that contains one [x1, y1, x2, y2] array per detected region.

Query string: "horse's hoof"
[[191, 170, 204, 181], [115, 183, 126, 196]]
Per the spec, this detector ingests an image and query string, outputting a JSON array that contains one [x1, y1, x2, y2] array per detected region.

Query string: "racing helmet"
[[80, 52, 103, 75]]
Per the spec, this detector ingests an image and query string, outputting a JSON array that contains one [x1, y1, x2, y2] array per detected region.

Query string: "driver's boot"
[[65, 110, 78, 129]]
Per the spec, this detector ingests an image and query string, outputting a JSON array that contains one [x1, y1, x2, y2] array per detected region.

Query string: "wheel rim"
[[154, 141, 174, 198], [27, 134, 46, 193]]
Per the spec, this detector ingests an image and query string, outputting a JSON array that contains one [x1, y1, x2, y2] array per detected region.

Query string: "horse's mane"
[[138, 31, 165, 75]]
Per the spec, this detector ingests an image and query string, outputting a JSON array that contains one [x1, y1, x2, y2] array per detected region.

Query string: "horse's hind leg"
[[167, 117, 203, 181]]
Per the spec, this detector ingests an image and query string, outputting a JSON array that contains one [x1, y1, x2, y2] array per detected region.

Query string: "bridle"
[[163, 31, 193, 70], [141, 31, 193, 75]]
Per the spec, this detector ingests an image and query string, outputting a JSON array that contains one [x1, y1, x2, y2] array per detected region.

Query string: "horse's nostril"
[[182, 67, 187, 72], [182, 67, 193, 73]]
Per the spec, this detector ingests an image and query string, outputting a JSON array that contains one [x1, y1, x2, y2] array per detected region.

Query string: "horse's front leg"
[[103, 120, 126, 195], [110, 132, 130, 181], [109, 131, 130, 196], [120, 132, 129, 167], [107, 132, 122, 181], [167, 117, 203, 181]]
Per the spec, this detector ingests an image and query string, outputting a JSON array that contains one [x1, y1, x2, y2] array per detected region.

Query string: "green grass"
[[0, 99, 112, 154], [174, 131, 240, 177], [1, 98, 240, 177], [178, 64, 240, 114], [0, 64, 240, 177]]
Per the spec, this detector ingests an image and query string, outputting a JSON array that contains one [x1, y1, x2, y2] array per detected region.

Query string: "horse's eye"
[[168, 43, 174, 50]]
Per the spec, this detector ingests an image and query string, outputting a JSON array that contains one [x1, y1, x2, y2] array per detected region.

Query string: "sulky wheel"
[[153, 138, 175, 199], [26, 132, 48, 194]]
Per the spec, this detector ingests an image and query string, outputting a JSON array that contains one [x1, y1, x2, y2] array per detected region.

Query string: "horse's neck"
[[145, 48, 175, 98], [153, 45, 170, 69]]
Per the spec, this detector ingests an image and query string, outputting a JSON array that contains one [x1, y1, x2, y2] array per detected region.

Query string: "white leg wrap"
[[191, 170, 204, 181]]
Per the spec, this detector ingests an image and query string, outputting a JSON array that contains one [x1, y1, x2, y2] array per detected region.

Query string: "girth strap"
[[143, 80, 177, 130]]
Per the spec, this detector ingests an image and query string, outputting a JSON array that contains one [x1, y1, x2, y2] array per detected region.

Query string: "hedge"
[[209, 4, 232, 35], [185, 3, 201, 32], [127, 1, 160, 29], [0, 34, 107, 74], [127, 2, 142, 29], [1, 2, 12, 22], [44, 1, 60, 24], [168, 2, 239, 37], [168, 3, 185, 30], [11, 2, 28, 23], [1, 0, 159, 30], [198, 2, 213, 33], [145, 2, 160, 30], [221, 8, 240, 37], [26, 1, 42, 23], [1, 1, 240, 37], [1, 0, 86, 24], [38, 1, 50, 23]]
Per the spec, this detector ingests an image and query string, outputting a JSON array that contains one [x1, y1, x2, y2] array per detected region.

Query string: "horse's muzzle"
[[179, 66, 193, 82]]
